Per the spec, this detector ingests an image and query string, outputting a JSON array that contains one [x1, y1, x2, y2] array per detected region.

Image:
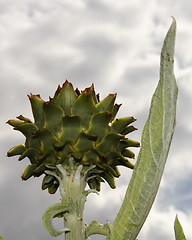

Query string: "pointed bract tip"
[[6, 119, 12, 124], [171, 16, 176, 23], [90, 83, 94, 90], [75, 88, 81, 96], [63, 80, 73, 87], [170, 16, 177, 33], [109, 93, 117, 98], [131, 117, 137, 122], [28, 94, 43, 100], [17, 115, 24, 120], [64, 79, 69, 84], [96, 93, 100, 102], [16, 115, 32, 123], [83, 85, 95, 95], [54, 85, 62, 97]]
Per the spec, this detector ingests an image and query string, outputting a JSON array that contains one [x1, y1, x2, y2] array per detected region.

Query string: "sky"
[[0, 0, 192, 239]]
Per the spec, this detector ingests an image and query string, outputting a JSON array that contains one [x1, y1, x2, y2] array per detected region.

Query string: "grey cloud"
[[156, 176, 192, 213], [121, 65, 158, 92], [140, 226, 172, 240], [173, 124, 192, 151], [1, 6, 120, 89], [1, 140, 63, 240], [66, 36, 118, 84], [85, 0, 150, 29]]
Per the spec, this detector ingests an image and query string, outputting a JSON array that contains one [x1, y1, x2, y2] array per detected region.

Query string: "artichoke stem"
[[58, 161, 87, 240]]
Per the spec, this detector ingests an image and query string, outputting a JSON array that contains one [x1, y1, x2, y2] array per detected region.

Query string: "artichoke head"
[[7, 81, 140, 193]]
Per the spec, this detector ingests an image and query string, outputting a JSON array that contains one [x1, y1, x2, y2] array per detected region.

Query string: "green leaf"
[[108, 151, 134, 169], [0, 237, 6, 240], [109, 18, 178, 240], [52, 80, 78, 115], [14, 123, 38, 138], [111, 104, 121, 121], [88, 177, 101, 191], [96, 133, 123, 153], [96, 94, 116, 112], [61, 116, 81, 142], [106, 166, 120, 177], [28, 94, 45, 129], [43, 102, 64, 137], [42, 202, 70, 236], [17, 115, 32, 123], [7, 119, 25, 127], [56, 143, 74, 159], [19, 148, 41, 163], [121, 125, 137, 135], [121, 139, 140, 148], [48, 181, 59, 194], [21, 164, 37, 180], [34, 129, 58, 152], [174, 215, 187, 240], [72, 87, 96, 129], [42, 175, 55, 190], [74, 132, 95, 152], [100, 172, 116, 189], [85, 221, 111, 237], [121, 149, 135, 159], [7, 144, 26, 157], [111, 117, 136, 133], [87, 111, 112, 142]]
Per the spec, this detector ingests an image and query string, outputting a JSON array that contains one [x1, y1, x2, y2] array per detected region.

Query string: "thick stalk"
[[58, 163, 87, 240], [43, 161, 109, 239]]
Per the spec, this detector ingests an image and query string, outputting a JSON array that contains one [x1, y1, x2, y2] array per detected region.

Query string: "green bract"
[[7, 81, 139, 193]]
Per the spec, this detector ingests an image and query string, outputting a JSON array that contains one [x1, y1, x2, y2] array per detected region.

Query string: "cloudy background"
[[0, 0, 192, 239]]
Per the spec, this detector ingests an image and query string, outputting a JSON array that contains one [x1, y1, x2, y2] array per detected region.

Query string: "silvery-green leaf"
[[108, 18, 178, 240], [174, 215, 187, 240]]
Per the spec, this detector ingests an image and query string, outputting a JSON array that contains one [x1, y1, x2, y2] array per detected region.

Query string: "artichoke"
[[7, 80, 139, 193]]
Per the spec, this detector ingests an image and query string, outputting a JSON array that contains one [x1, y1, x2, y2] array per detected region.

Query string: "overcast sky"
[[1, 0, 192, 240]]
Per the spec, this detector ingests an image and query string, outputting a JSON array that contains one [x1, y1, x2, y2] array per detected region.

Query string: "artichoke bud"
[[7, 80, 140, 193]]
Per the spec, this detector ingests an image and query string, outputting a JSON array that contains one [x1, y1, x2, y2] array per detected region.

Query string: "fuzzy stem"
[[58, 163, 87, 240]]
